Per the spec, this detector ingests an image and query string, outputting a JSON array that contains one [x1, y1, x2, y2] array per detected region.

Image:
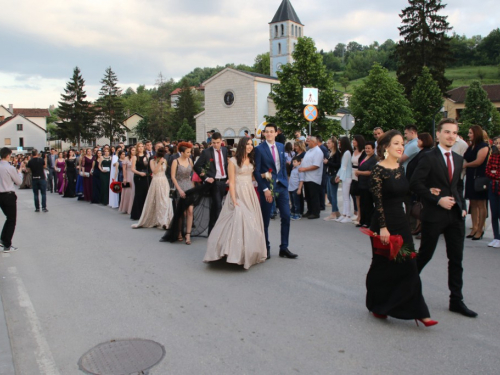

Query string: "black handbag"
[[474, 176, 490, 192]]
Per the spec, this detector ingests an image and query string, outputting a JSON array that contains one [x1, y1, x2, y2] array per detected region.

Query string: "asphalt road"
[[1, 188, 499, 375]]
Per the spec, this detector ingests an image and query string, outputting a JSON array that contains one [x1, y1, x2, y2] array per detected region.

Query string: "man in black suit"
[[46, 148, 57, 193], [193, 132, 228, 235], [275, 128, 286, 145], [410, 118, 477, 318]]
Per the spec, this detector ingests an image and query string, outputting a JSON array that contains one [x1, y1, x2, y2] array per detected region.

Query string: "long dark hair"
[[376, 130, 403, 160], [339, 137, 353, 157], [353, 135, 365, 152], [235, 137, 255, 168]]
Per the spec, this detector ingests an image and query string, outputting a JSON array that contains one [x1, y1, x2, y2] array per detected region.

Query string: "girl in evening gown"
[[99, 149, 112, 205], [366, 130, 437, 326], [132, 147, 173, 229], [109, 152, 120, 208], [82, 149, 93, 202], [63, 150, 77, 198], [130, 143, 150, 220], [56, 152, 66, 194], [204, 137, 267, 269], [91, 150, 102, 203], [75, 150, 84, 200], [119, 147, 136, 215]]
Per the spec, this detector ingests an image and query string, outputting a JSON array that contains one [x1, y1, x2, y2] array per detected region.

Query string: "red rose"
[[410, 252, 417, 259], [210, 158, 214, 162], [268, 168, 272, 173]]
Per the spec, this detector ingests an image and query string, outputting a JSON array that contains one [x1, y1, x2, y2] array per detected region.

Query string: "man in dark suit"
[[46, 148, 57, 193], [254, 123, 297, 259], [410, 118, 477, 318], [275, 127, 286, 145], [193, 132, 228, 235]]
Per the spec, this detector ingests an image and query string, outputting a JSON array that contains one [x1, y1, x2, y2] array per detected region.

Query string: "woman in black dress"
[[463, 125, 490, 240], [91, 150, 102, 204], [63, 150, 77, 197], [130, 142, 150, 220], [366, 130, 437, 327]]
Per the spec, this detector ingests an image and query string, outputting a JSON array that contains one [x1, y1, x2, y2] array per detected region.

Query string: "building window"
[[17, 124, 23, 131], [295, 25, 298, 36], [223, 91, 235, 106], [19, 138, 24, 147], [129, 138, 137, 145], [291, 25, 294, 36], [275, 25, 278, 38], [299, 27, 302, 37], [5, 138, 11, 145], [278, 43, 282, 54], [281, 24, 284, 36]]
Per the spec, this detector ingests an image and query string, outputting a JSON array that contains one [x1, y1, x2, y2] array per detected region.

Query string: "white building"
[[0, 114, 47, 152], [0, 104, 50, 130]]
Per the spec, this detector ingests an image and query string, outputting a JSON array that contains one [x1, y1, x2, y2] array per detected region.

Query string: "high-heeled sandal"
[[185, 233, 191, 245], [466, 232, 477, 239], [372, 312, 388, 319], [472, 231, 484, 240], [177, 234, 184, 242], [415, 319, 438, 327]]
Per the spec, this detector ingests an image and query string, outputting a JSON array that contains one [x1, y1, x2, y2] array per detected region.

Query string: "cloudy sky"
[[1, 0, 498, 108]]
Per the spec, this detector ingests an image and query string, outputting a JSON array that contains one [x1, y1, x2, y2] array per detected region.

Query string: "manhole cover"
[[78, 339, 165, 375]]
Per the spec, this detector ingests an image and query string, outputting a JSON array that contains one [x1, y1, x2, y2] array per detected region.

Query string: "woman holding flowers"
[[366, 130, 437, 327]]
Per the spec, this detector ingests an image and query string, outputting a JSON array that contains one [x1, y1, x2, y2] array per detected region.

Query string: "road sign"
[[303, 88, 318, 105], [304, 105, 318, 122], [340, 114, 355, 131]]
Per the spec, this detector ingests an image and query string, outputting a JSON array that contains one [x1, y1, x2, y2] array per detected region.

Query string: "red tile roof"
[[447, 84, 500, 103], [170, 86, 205, 96], [13, 108, 50, 117]]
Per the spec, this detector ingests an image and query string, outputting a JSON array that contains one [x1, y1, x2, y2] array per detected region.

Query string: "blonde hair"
[[295, 141, 306, 154]]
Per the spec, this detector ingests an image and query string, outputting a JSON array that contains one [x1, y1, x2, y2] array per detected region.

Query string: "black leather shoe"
[[449, 301, 478, 318], [279, 249, 298, 258], [267, 249, 271, 259], [308, 214, 320, 219]]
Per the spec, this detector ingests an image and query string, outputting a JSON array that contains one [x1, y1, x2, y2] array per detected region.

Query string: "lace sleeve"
[[370, 165, 386, 229]]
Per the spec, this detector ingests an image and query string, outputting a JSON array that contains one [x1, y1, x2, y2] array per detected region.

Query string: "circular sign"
[[304, 105, 318, 122], [223, 91, 235, 106]]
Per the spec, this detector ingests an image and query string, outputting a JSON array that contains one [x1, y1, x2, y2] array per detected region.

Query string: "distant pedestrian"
[[0, 147, 22, 252], [27, 149, 48, 213]]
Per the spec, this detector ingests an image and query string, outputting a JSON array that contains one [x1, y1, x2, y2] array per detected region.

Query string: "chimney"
[[8, 104, 13, 114], [49, 104, 55, 112], [0, 116, 4, 122]]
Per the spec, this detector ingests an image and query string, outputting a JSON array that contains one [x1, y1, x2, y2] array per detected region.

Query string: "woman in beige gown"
[[119, 146, 136, 215], [132, 147, 173, 229], [204, 137, 267, 269]]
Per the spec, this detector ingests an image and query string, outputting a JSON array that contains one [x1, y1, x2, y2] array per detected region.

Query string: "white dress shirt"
[[213, 147, 226, 179]]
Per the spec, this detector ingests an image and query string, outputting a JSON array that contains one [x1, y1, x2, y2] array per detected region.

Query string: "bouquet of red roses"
[[110, 179, 122, 194], [359, 227, 417, 262]]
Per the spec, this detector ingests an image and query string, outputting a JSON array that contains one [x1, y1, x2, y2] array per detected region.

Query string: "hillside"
[[333, 65, 500, 94]]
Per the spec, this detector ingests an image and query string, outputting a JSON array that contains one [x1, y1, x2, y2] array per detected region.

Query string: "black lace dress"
[[366, 165, 430, 320]]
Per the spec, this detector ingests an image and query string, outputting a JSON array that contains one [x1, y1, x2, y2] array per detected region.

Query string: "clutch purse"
[[474, 176, 489, 192], [102, 167, 110, 172], [83, 172, 90, 178], [55, 167, 61, 172], [122, 182, 131, 188]]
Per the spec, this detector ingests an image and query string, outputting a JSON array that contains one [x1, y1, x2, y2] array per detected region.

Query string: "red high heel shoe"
[[372, 312, 388, 319], [415, 319, 438, 327]]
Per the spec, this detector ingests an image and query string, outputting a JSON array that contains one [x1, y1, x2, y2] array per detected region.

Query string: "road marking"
[[7, 267, 60, 375]]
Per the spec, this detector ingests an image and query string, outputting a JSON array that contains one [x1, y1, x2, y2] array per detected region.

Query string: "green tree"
[[460, 80, 498, 134], [253, 52, 270, 75], [266, 37, 343, 139], [477, 28, 500, 65], [175, 78, 199, 131], [123, 85, 152, 116], [57, 67, 97, 149], [410, 66, 443, 133], [350, 63, 414, 139], [339, 76, 349, 92], [395, 0, 453, 97], [177, 118, 196, 141], [95, 67, 126, 143]]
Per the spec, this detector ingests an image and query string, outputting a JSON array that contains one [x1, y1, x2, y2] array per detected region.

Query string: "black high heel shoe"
[[472, 231, 484, 241], [466, 232, 476, 238]]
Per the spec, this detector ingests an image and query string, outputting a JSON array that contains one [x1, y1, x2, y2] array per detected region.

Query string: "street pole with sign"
[[303, 88, 318, 135], [340, 114, 355, 138]]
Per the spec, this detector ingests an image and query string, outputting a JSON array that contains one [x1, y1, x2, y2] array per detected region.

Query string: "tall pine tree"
[[460, 80, 497, 134], [175, 78, 199, 131], [396, 0, 452, 97], [57, 67, 97, 149], [95, 67, 126, 143], [411, 66, 443, 133]]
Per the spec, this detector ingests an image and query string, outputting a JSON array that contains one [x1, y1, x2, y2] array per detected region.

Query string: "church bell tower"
[[269, 0, 304, 77]]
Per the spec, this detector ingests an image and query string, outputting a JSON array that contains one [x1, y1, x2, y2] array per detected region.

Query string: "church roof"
[[270, 0, 303, 25], [236, 70, 278, 80]]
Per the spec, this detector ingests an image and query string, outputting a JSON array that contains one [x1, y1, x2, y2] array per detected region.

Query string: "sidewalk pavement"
[[0, 288, 16, 375]]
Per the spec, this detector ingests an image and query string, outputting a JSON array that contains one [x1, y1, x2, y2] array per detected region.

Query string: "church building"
[[195, 0, 303, 145]]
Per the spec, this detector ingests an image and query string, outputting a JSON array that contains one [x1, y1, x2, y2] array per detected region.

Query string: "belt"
[[214, 178, 227, 181], [0, 191, 15, 194]]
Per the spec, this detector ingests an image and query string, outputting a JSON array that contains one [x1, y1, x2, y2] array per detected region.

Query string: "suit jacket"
[[410, 147, 467, 222], [254, 141, 288, 191], [193, 147, 228, 182], [47, 154, 56, 169]]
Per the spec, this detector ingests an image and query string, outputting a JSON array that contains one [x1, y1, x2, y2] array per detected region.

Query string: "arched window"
[[275, 25, 278, 38], [299, 27, 302, 37], [281, 24, 284, 36], [278, 43, 281, 54], [291, 25, 294, 36], [295, 26, 298, 36]]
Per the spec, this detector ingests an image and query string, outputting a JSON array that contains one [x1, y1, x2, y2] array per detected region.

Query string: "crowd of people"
[[3, 117, 497, 327]]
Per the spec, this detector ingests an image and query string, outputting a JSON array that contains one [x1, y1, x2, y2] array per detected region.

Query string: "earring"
[[384, 150, 389, 159]]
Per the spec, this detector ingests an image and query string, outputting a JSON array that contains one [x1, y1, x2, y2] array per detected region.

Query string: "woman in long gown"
[[119, 146, 136, 215], [204, 137, 267, 270], [170, 142, 195, 244], [130, 143, 150, 220], [91, 150, 102, 203], [109, 151, 120, 208], [63, 150, 77, 198], [99, 149, 112, 205], [75, 150, 84, 200], [132, 147, 173, 229], [82, 148, 93, 202], [19, 158, 32, 189], [366, 130, 437, 326], [55, 152, 66, 194]]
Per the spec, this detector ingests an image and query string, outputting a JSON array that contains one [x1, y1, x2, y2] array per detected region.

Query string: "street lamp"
[[432, 106, 445, 140]]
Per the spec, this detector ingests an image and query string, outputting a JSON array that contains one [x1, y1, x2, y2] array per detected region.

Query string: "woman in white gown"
[[204, 137, 267, 269], [108, 152, 120, 208], [132, 147, 173, 229]]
